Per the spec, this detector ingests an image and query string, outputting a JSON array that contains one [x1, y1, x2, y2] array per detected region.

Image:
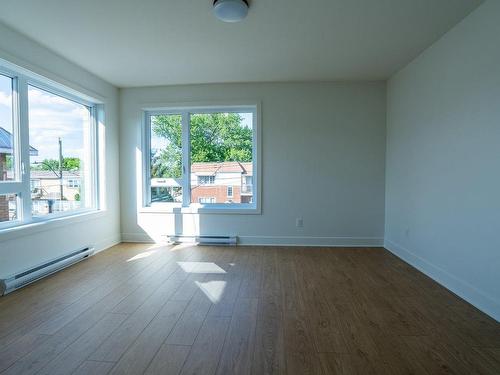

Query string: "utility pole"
[[59, 137, 63, 202]]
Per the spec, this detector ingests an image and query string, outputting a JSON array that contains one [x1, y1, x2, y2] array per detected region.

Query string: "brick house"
[[191, 161, 253, 204]]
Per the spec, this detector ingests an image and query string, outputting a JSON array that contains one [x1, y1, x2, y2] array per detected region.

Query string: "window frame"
[[0, 60, 102, 231], [143, 103, 261, 214]]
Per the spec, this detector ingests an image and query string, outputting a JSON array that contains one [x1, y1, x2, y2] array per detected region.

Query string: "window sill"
[[139, 204, 261, 215], [0, 210, 106, 243]]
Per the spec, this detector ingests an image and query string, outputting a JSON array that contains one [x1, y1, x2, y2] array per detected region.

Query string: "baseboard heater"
[[167, 235, 237, 246], [0, 246, 94, 296]]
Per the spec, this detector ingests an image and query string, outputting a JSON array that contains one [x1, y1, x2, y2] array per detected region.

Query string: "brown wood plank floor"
[[0, 243, 499, 374]]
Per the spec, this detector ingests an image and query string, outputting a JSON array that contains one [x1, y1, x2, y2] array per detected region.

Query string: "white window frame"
[[143, 103, 261, 214], [227, 185, 233, 198], [0, 59, 102, 231]]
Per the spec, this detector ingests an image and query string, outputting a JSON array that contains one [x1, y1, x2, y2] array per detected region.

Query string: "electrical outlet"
[[296, 217, 304, 228]]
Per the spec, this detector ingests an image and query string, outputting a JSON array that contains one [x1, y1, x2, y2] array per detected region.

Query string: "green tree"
[[62, 157, 80, 171], [151, 114, 182, 178], [151, 113, 252, 179], [5, 155, 13, 170], [31, 157, 81, 171]]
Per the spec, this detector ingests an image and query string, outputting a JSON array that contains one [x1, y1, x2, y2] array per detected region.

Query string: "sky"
[[0, 75, 14, 137], [0, 74, 89, 165]]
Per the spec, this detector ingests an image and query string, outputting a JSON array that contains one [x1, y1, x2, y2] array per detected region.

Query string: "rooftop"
[[5, 170, 80, 179], [191, 161, 252, 175], [0, 126, 39, 156], [30, 170, 80, 179]]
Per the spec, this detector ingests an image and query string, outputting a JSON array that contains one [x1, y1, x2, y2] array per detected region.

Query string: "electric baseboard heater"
[[168, 235, 237, 246], [0, 246, 94, 296]]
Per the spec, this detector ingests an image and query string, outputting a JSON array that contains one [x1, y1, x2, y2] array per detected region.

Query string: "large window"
[[0, 63, 100, 229], [146, 106, 259, 212], [28, 86, 94, 217]]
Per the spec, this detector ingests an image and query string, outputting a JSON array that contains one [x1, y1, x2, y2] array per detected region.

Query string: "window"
[[198, 197, 216, 204], [0, 62, 100, 229], [146, 106, 259, 212], [67, 179, 80, 188], [29, 86, 94, 217], [197, 175, 215, 185], [149, 114, 182, 203]]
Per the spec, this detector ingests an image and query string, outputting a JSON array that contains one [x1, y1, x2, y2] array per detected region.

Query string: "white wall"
[[120, 82, 386, 246], [0, 23, 121, 276], [385, 0, 500, 321]]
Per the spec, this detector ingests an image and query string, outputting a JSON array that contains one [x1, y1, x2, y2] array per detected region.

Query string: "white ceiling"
[[0, 0, 483, 88]]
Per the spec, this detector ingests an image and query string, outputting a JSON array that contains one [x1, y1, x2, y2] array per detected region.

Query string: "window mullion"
[[181, 111, 190, 207], [88, 105, 98, 210], [82, 105, 92, 209], [17, 76, 32, 222], [144, 113, 152, 207]]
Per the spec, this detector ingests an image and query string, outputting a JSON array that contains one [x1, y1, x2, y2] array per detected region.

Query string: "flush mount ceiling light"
[[213, 0, 249, 23]]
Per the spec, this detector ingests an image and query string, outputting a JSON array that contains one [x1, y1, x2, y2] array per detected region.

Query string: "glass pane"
[[0, 194, 18, 223], [0, 74, 15, 182], [150, 114, 183, 203], [28, 86, 92, 217], [190, 112, 253, 204]]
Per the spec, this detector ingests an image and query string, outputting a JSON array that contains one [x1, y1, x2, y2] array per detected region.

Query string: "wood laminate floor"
[[0, 243, 499, 374]]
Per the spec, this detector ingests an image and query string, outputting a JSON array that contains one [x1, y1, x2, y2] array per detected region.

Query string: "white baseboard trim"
[[238, 236, 384, 247], [121, 233, 383, 247], [93, 234, 122, 254], [385, 239, 500, 322]]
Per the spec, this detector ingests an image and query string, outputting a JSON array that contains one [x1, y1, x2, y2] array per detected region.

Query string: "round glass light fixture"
[[213, 0, 249, 23]]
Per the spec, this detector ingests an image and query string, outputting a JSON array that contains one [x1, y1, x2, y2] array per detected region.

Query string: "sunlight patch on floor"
[[177, 261, 226, 274], [126, 250, 158, 262], [170, 243, 197, 251], [195, 280, 226, 303]]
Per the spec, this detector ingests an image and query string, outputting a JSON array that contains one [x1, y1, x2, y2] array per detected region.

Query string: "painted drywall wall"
[[0, 23, 121, 277], [120, 82, 386, 246], [385, 0, 500, 320]]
